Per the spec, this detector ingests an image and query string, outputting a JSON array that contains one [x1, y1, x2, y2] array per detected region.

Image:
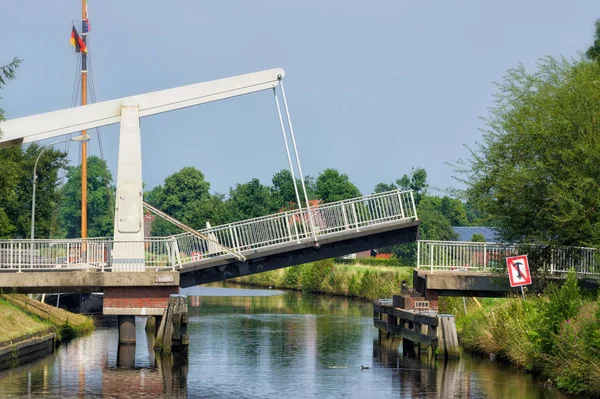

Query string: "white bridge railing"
[[0, 237, 181, 272], [0, 189, 417, 272], [173, 189, 417, 266], [418, 240, 600, 277]]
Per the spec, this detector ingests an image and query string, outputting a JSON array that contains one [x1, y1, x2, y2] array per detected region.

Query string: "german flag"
[[69, 26, 87, 53]]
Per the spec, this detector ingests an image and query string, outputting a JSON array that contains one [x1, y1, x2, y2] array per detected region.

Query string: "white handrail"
[[417, 240, 600, 277], [0, 189, 418, 271]]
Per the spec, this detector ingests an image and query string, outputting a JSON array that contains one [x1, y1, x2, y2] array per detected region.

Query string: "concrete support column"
[[117, 344, 136, 369], [118, 315, 136, 345], [113, 98, 145, 271]]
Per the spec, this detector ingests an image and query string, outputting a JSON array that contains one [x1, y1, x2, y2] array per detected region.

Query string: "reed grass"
[[233, 259, 413, 300]]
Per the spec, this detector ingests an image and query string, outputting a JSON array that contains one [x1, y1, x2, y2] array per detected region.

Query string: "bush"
[[300, 259, 333, 293], [57, 321, 76, 342], [232, 259, 412, 300], [535, 269, 582, 354], [358, 270, 378, 298], [459, 298, 538, 368], [283, 266, 301, 287], [347, 273, 361, 297], [551, 301, 600, 394], [334, 257, 406, 267]]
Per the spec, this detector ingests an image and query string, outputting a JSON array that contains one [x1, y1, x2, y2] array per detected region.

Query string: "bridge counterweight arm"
[[0, 68, 285, 148]]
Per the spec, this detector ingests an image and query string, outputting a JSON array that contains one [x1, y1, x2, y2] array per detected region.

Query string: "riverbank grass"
[[0, 297, 50, 343], [0, 295, 93, 343], [453, 270, 600, 396], [233, 259, 413, 300]]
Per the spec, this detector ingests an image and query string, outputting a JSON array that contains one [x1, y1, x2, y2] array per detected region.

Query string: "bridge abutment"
[[103, 284, 180, 346], [103, 286, 180, 317]]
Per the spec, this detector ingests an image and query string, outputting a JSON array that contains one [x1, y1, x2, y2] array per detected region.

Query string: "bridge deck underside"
[[179, 220, 420, 287]]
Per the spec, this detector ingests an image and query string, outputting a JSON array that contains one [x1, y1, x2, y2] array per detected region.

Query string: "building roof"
[[452, 226, 500, 242]]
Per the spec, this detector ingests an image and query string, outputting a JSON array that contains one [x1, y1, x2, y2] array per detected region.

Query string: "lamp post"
[[31, 134, 91, 240]]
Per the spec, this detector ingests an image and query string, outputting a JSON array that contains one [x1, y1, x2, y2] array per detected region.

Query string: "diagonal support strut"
[[143, 201, 245, 262]]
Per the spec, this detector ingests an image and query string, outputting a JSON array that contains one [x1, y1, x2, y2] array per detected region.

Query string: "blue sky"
[[2, 1, 599, 196]]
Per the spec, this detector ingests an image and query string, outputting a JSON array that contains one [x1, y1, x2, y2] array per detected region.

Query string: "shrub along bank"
[[233, 259, 413, 300], [333, 257, 405, 267], [449, 270, 600, 396]]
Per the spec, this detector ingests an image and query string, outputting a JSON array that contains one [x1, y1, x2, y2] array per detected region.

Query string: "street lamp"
[[31, 134, 91, 240]]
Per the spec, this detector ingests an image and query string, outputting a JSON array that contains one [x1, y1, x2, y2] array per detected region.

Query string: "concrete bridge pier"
[[117, 340, 136, 368], [118, 315, 137, 345], [100, 272, 181, 347]]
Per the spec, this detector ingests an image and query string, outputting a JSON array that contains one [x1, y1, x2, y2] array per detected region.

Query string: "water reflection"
[[373, 335, 570, 399], [0, 318, 188, 398], [0, 286, 571, 398]]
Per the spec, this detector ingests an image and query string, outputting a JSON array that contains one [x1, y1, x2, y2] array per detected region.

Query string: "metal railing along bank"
[[417, 240, 600, 277], [0, 189, 418, 272]]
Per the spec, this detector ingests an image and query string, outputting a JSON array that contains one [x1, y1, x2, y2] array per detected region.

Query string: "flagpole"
[[80, 0, 88, 239]]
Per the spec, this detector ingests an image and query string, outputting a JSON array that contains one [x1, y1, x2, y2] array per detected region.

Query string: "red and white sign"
[[506, 255, 532, 287]]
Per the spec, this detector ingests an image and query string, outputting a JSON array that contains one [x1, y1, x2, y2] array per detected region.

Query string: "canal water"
[[0, 286, 570, 398]]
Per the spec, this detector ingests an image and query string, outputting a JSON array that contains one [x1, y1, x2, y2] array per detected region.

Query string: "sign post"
[[506, 255, 532, 299]]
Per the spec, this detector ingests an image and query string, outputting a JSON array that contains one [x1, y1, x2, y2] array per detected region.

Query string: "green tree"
[[586, 19, 600, 62], [0, 57, 22, 131], [303, 175, 318, 201], [270, 169, 297, 210], [146, 167, 229, 236], [58, 156, 114, 238], [456, 56, 600, 246], [0, 57, 23, 236], [464, 200, 490, 226], [270, 169, 318, 211], [440, 196, 469, 226], [0, 147, 21, 237], [396, 167, 428, 205], [315, 168, 361, 203], [471, 233, 486, 242], [373, 182, 397, 193], [143, 184, 180, 236], [418, 199, 458, 241], [227, 178, 274, 220], [391, 204, 458, 266], [377, 168, 458, 265], [0, 145, 66, 238]]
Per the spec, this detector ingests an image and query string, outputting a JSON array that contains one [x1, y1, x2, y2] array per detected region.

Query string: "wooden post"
[[438, 315, 460, 359], [402, 338, 414, 355], [428, 324, 438, 361], [154, 295, 189, 355], [414, 322, 423, 354], [154, 309, 167, 349], [146, 316, 156, 333]]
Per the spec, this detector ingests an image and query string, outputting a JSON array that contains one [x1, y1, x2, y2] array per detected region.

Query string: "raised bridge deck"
[[0, 190, 420, 293]]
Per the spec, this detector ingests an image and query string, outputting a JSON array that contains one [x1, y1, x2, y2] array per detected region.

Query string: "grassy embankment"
[[233, 259, 413, 300], [444, 270, 600, 396], [0, 294, 94, 346]]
